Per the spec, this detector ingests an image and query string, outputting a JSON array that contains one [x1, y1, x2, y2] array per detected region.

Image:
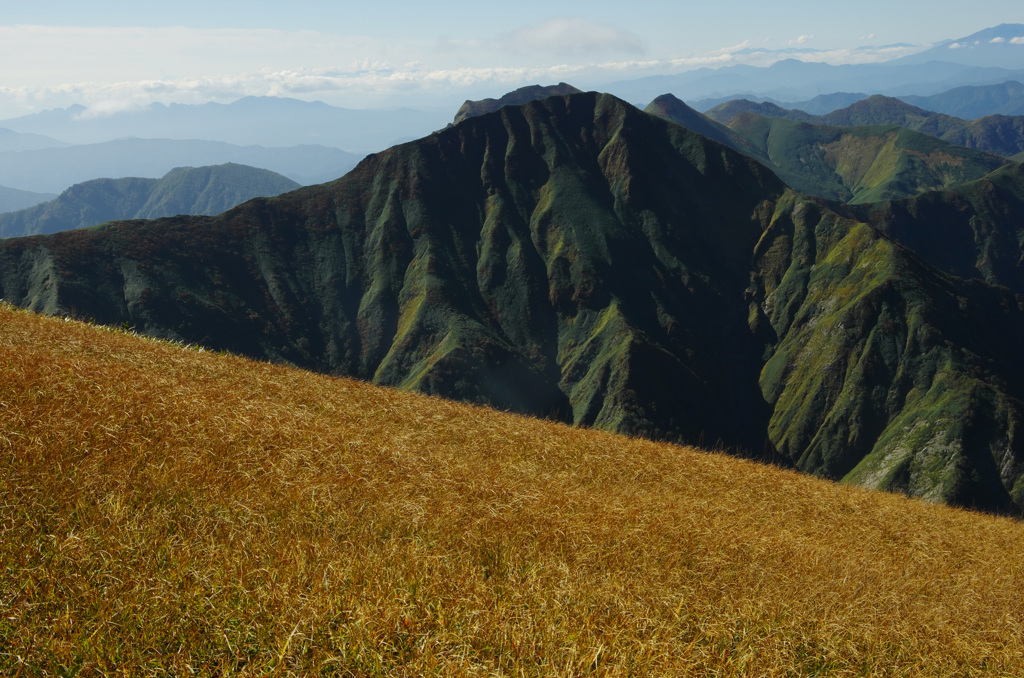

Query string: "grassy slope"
[[4, 305, 1024, 676]]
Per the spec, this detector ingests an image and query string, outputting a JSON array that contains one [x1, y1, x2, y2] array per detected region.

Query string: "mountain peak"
[[452, 83, 584, 125]]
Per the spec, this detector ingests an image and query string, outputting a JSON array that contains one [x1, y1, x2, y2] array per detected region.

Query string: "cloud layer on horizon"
[[0, 22, 927, 117]]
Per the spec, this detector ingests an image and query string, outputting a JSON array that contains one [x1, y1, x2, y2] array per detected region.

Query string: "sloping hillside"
[[0, 163, 300, 238], [3, 304, 1024, 675], [2, 92, 1023, 513]]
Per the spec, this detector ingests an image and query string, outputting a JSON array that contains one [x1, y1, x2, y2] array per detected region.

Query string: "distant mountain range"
[[0, 137, 361, 194], [0, 164, 299, 238], [3, 91, 1023, 515], [0, 127, 71, 152], [0, 97, 450, 153], [692, 81, 1024, 120], [601, 25, 1024, 109], [893, 24, 1024, 70]]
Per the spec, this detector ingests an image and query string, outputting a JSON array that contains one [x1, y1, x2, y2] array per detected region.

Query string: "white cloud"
[[499, 17, 645, 56], [787, 34, 814, 46], [0, 22, 930, 118], [991, 37, 1006, 43], [1012, 37, 1024, 45], [948, 42, 964, 49]]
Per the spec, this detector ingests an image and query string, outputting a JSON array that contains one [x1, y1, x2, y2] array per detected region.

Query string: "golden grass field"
[[2, 303, 1024, 676]]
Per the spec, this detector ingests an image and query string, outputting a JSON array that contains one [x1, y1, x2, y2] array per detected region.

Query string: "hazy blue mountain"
[[0, 97, 451, 153], [0, 128, 71, 152], [600, 26, 1024, 108], [894, 24, 1024, 70], [601, 59, 1024, 111], [0, 164, 300, 238], [0, 185, 57, 213], [0, 138, 361, 193], [899, 81, 1024, 118]]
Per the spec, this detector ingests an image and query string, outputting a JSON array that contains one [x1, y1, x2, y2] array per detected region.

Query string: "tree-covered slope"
[[0, 163, 300, 237], [2, 92, 1023, 514]]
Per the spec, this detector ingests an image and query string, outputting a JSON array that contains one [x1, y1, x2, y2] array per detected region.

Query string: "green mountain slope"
[[705, 99, 816, 124], [709, 94, 1024, 159], [643, 94, 761, 155], [752, 193, 1024, 511], [0, 163, 300, 238], [2, 92, 1023, 514], [649, 95, 1008, 203], [730, 114, 1008, 203], [847, 161, 1024, 296]]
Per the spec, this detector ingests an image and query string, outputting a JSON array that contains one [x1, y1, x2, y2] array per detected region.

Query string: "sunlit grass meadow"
[[2, 304, 1023, 676]]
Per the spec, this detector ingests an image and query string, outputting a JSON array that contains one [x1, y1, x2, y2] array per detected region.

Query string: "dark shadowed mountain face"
[[0, 164, 300, 238], [2, 92, 1023, 515]]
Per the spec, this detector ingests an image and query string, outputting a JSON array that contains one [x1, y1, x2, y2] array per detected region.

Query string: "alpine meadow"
[[3, 304, 1024, 675]]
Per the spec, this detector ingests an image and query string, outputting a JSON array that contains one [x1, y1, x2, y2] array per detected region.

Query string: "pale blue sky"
[[2, 1, 1022, 117]]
